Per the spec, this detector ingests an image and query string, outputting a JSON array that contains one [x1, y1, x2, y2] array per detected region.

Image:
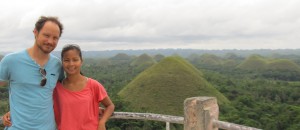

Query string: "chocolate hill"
[[118, 56, 230, 116]]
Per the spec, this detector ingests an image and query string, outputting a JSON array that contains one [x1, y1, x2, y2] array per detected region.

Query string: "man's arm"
[[0, 80, 9, 126]]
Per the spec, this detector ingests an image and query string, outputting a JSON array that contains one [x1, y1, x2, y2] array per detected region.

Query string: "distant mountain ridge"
[[2, 49, 300, 58], [47, 48, 300, 58]]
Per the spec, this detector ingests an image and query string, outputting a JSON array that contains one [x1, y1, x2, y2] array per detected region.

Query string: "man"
[[0, 16, 64, 130]]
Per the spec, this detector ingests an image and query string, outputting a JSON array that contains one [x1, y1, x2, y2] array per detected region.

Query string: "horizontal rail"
[[110, 112, 184, 124], [110, 112, 262, 130], [0, 113, 183, 126], [1, 113, 262, 130], [1, 111, 262, 130], [213, 119, 262, 130]]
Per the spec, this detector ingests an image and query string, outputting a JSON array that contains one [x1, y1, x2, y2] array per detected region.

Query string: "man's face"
[[34, 21, 60, 54]]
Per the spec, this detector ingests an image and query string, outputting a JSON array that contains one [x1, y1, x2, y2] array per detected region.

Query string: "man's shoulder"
[[6, 50, 25, 56], [50, 54, 61, 63], [2, 50, 26, 61], [50, 53, 60, 60]]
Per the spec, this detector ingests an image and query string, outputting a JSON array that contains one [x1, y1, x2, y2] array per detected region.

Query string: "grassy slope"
[[237, 55, 300, 72], [130, 53, 156, 68], [236, 55, 267, 71], [119, 56, 230, 116], [266, 59, 300, 72]]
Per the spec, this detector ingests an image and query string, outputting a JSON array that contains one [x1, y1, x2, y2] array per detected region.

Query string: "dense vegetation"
[[189, 53, 300, 130], [1, 51, 300, 130]]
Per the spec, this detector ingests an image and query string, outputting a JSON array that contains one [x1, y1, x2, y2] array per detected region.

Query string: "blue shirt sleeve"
[[0, 55, 10, 81]]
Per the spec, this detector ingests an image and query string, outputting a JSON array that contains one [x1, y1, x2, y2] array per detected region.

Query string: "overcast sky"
[[1, 0, 300, 52]]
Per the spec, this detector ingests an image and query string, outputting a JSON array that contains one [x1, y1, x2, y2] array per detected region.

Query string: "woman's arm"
[[98, 96, 115, 130]]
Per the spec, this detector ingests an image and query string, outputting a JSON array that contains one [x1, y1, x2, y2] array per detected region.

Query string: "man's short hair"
[[35, 16, 64, 37]]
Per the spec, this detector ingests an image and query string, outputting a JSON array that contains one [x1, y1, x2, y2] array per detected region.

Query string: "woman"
[[53, 44, 115, 130]]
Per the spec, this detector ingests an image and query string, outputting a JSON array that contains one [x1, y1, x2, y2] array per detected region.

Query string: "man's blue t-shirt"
[[0, 50, 63, 130]]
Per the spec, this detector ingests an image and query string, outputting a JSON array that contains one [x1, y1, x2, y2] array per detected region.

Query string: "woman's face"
[[62, 49, 82, 75]]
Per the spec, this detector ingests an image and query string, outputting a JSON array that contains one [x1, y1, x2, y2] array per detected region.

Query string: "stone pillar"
[[184, 97, 219, 130], [166, 122, 170, 130]]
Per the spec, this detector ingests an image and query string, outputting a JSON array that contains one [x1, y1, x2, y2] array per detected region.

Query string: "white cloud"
[[1, 0, 300, 52]]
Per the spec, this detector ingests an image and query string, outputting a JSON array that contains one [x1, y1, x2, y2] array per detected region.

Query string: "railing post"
[[166, 122, 170, 130], [184, 97, 219, 130]]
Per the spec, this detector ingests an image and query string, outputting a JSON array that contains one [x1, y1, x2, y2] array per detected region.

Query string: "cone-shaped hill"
[[118, 56, 230, 116], [237, 55, 300, 72], [130, 53, 156, 67], [195, 54, 223, 66], [110, 53, 132, 60], [109, 53, 132, 64], [267, 59, 300, 72], [236, 55, 300, 80], [236, 54, 267, 71], [130, 54, 157, 72], [153, 54, 165, 62]]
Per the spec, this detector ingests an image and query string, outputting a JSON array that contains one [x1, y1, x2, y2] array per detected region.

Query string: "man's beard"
[[37, 43, 54, 54]]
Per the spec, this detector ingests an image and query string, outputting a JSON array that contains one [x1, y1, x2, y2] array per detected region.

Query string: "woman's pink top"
[[53, 78, 108, 130]]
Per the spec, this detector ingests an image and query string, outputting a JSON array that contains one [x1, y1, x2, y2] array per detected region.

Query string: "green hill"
[[109, 53, 132, 64], [198, 53, 223, 66], [130, 53, 156, 66], [130, 53, 157, 72], [236, 54, 267, 71], [110, 53, 132, 60], [237, 55, 300, 72], [153, 54, 165, 62], [222, 59, 239, 68], [266, 59, 300, 72], [118, 56, 230, 116], [236, 55, 300, 80]]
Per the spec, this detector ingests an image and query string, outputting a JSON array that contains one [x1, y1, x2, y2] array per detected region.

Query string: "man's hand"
[[0, 81, 7, 87], [2, 112, 11, 126], [99, 107, 105, 118]]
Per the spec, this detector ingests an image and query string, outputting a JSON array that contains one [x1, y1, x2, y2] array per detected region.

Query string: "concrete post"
[[184, 97, 219, 130], [166, 122, 170, 130]]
